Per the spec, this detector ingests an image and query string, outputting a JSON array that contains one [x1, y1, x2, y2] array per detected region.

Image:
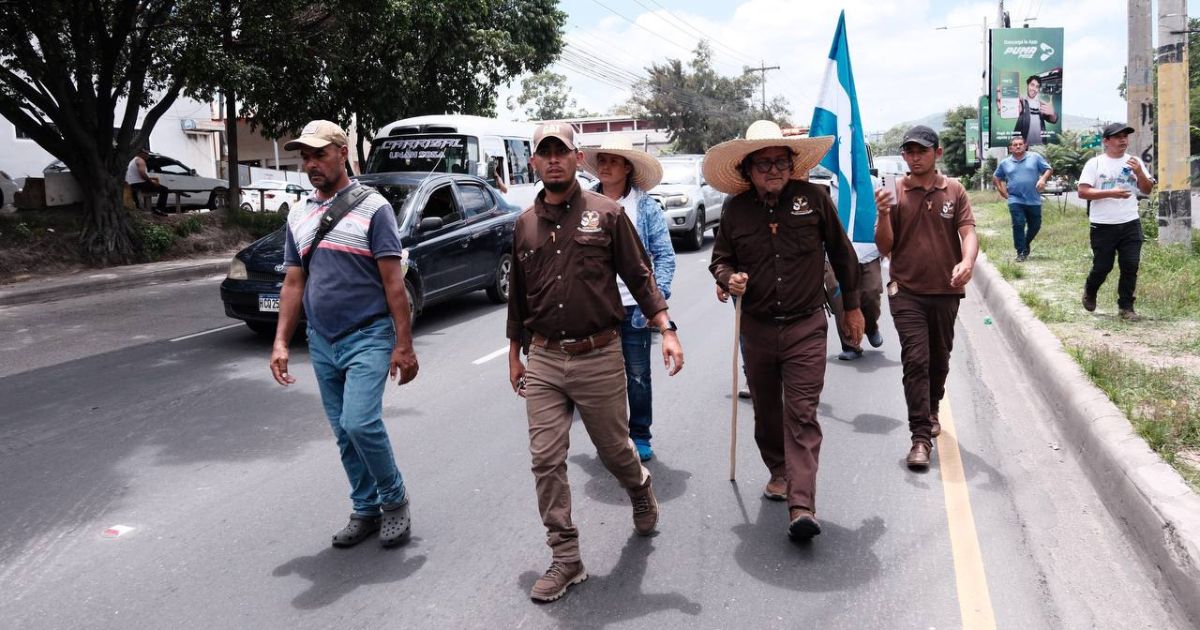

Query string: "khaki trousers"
[[741, 311, 828, 512], [524, 341, 648, 562]]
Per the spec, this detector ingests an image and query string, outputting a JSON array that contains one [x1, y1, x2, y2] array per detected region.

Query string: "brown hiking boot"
[[787, 508, 821, 541], [762, 475, 787, 501], [1118, 308, 1142, 322], [628, 475, 659, 536], [529, 560, 587, 602]]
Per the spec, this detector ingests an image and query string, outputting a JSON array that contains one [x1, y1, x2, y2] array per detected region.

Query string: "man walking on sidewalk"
[[874, 125, 978, 471], [270, 120, 419, 548], [993, 136, 1052, 262], [706, 120, 863, 541], [507, 123, 684, 603], [1077, 123, 1155, 322]]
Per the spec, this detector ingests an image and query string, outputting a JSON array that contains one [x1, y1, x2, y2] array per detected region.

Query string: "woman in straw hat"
[[705, 120, 864, 541], [581, 134, 676, 462]]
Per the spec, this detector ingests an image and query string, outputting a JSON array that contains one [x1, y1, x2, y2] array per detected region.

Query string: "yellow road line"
[[937, 398, 997, 630]]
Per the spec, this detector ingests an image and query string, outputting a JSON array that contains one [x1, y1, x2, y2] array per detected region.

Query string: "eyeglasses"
[[750, 158, 793, 173]]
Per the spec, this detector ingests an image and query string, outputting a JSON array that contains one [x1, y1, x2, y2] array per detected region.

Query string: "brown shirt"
[[506, 180, 668, 341], [709, 179, 860, 318], [887, 174, 975, 295]]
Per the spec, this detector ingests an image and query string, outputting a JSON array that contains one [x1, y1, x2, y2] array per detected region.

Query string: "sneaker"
[[1118, 308, 1142, 322], [634, 441, 654, 462], [1082, 293, 1097, 312], [379, 500, 411, 548], [737, 387, 752, 399], [762, 475, 787, 501], [837, 348, 863, 361], [787, 508, 821, 541], [530, 560, 587, 602], [628, 476, 659, 536], [866, 330, 884, 348], [331, 514, 380, 548], [1015, 253, 1027, 262]]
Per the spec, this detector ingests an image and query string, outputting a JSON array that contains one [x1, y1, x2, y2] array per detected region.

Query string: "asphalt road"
[[0, 238, 1191, 629]]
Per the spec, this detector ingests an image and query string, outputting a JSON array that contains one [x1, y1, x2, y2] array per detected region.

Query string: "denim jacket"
[[593, 184, 676, 327]]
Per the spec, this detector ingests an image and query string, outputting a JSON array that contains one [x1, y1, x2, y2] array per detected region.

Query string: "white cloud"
[[497, 0, 1135, 132]]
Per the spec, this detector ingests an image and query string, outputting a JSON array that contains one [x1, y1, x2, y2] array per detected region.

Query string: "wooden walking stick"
[[730, 297, 743, 481]]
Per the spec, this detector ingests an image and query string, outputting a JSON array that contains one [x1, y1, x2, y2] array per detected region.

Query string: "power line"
[[639, 0, 759, 65]]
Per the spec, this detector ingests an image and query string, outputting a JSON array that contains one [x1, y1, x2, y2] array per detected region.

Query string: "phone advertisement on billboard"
[[965, 119, 980, 165], [989, 27, 1063, 146]]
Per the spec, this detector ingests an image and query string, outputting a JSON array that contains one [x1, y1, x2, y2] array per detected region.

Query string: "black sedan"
[[220, 173, 520, 335]]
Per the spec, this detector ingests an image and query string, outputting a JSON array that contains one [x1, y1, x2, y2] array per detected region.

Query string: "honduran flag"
[[808, 11, 875, 243]]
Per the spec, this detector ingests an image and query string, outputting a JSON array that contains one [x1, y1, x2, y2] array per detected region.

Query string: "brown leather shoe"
[[930, 415, 942, 438], [762, 475, 787, 501], [530, 560, 587, 602], [906, 442, 931, 470], [628, 475, 659, 536], [787, 508, 821, 540]]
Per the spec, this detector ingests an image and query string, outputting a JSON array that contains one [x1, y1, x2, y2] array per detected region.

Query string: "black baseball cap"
[[901, 125, 940, 149], [1102, 123, 1135, 138]]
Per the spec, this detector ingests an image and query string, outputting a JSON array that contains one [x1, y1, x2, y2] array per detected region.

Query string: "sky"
[[495, 0, 1199, 133]]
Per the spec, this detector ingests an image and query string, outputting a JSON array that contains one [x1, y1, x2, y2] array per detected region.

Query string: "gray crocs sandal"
[[379, 501, 411, 548], [331, 514, 380, 548]]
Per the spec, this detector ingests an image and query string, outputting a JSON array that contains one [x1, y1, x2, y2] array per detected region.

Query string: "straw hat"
[[701, 120, 834, 195], [580, 134, 663, 191]]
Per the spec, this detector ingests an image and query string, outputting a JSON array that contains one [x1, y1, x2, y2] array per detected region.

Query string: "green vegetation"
[[136, 221, 177, 262], [223, 208, 286, 239], [972, 190, 1200, 488]]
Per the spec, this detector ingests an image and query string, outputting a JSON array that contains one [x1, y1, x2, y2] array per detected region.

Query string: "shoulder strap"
[[301, 183, 375, 273]]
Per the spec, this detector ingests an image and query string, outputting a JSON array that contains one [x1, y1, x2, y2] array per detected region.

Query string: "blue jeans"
[[307, 317, 406, 516], [621, 307, 653, 445], [1008, 203, 1042, 255]]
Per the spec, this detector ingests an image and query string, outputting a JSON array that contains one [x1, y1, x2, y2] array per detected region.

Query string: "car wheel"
[[210, 188, 229, 211], [404, 279, 418, 329], [245, 320, 275, 337], [485, 252, 513, 303], [239, 202, 253, 213], [683, 212, 704, 251]]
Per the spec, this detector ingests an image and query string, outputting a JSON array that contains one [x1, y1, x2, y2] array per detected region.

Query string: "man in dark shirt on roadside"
[[506, 123, 684, 603], [873, 125, 978, 470], [706, 120, 863, 541]]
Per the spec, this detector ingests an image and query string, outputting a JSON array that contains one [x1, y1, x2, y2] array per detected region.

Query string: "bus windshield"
[[367, 135, 480, 175]]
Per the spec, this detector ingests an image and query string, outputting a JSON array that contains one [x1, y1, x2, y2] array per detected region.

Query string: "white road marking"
[[473, 345, 509, 365], [170, 323, 243, 342]]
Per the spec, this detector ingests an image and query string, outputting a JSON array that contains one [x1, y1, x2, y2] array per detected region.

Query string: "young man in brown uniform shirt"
[[873, 125, 979, 470], [507, 123, 684, 603], [706, 120, 864, 541]]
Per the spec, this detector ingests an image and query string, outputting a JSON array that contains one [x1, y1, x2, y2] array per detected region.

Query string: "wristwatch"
[[658, 320, 678, 334]]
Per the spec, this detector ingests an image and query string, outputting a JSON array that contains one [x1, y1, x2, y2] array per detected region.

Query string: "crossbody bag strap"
[[301, 184, 374, 273]]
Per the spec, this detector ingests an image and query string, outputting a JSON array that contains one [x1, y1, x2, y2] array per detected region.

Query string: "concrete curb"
[[0, 257, 231, 307], [973, 253, 1200, 623]]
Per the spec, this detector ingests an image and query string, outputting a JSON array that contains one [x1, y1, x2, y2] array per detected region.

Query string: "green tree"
[[939, 104, 979, 178], [1041, 130, 1097, 185], [635, 41, 789, 154], [510, 71, 590, 120], [869, 124, 908, 157]]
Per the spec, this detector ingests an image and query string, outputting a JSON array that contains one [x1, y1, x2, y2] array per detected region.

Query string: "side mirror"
[[190, 169, 197, 176], [869, 168, 879, 177], [418, 216, 444, 232]]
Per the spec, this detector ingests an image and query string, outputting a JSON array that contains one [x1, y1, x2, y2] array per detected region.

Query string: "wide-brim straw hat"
[[580, 134, 663, 191], [702, 120, 834, 195]]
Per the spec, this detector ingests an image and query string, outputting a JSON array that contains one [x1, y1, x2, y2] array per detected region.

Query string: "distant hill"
[[880, 111, 1112, 134]]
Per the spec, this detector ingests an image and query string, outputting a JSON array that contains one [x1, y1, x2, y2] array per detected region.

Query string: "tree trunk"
[[356, 115, 369, 172], [76, 165, 137, 265]]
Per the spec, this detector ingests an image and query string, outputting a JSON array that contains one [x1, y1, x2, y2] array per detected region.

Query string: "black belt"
[[759, 306, 825, 324]]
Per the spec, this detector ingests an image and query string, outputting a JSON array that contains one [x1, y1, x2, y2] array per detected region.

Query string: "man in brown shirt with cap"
[[706, 120, 863, 541], [874, 125, 978, 470], [507, 122, 684, 603]]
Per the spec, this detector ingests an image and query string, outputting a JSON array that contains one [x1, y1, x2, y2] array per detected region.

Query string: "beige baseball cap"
[[532, 122, 577, 151], [283, 120, 348, 151]]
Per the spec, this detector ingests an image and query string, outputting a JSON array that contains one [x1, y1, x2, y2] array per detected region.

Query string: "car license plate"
[[258, 294, 280, 312]]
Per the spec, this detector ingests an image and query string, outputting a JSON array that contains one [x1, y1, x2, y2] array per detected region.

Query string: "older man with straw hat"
[[581, 135, 676, 463], [706, 120, 863, 541]]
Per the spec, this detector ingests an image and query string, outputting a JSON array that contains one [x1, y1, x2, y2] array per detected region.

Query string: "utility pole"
[[1156, 1, 1192, 246], [1127, 0, 1154, 166], [747, 61, 780, 115]]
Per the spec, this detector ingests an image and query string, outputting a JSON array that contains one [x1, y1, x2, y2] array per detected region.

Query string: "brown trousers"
[[823, 258, 884, 351], [741, 310, 828, 512], [524, 341, 648, 562], [888, 291, 961, 446]]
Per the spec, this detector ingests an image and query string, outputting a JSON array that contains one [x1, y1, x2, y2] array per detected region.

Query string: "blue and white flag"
[[809, 11, 875, 243]]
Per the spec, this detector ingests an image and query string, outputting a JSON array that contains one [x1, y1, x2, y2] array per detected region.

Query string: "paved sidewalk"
[[0, 255, 232, 307]]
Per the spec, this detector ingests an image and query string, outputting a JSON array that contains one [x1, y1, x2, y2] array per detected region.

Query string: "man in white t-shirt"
[[1077, 123, 1156, 321], [125, 147, 170, 216]]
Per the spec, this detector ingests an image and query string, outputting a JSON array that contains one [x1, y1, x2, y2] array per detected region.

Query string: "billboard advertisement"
[[978, 95, 990, 153], [965, 119, 980, 165], [989, 27, 1063, 146]]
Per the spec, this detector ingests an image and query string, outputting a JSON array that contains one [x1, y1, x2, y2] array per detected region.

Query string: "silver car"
[[651, 155, 727, 251]]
